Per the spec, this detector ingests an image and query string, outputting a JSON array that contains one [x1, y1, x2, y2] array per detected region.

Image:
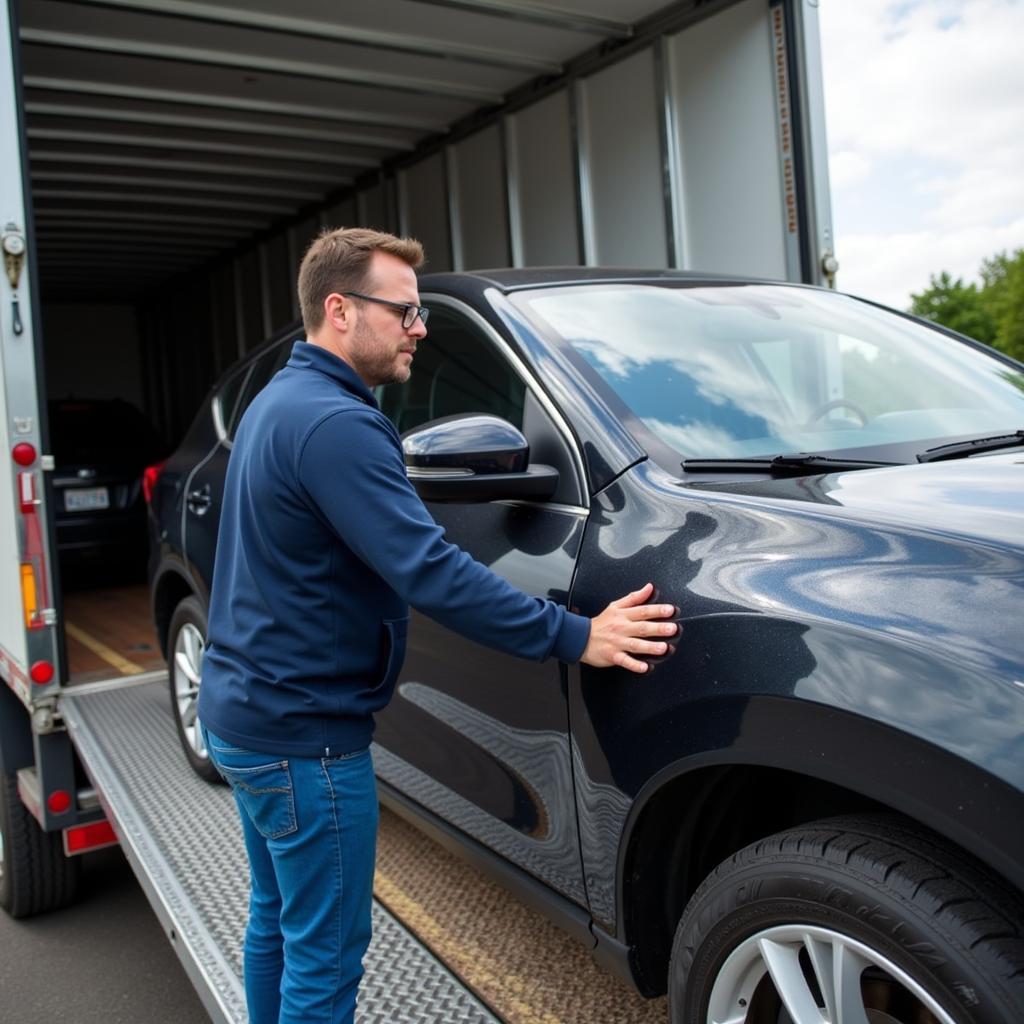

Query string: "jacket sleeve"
[[296, 406, 590, 663]]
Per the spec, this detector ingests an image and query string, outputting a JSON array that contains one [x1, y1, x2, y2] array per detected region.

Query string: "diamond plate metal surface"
[[61, 677, 502, 1024]]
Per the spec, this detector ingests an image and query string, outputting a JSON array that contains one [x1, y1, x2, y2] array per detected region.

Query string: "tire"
[[167, 595, 221, 784], [669, 814, 1024, 1024], [0, 770, 80, 918]]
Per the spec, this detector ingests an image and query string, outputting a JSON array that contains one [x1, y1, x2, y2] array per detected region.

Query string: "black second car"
[[147, 270, 1024, 1024], [50, 397, 166, 581]]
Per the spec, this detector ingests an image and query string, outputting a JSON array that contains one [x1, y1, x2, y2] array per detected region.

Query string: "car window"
[[378, 306, 526, 434], [216, 364, 249, 440], [228, 342, 291, 440], [512, 283, 1024, 460]]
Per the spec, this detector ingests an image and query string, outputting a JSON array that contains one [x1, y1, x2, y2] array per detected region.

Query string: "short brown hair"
[[297, 227, 424, 334]]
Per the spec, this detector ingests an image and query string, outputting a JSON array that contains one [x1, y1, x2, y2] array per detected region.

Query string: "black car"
[[48, 397, 166, 581], [147, 270, 1024, 1024]]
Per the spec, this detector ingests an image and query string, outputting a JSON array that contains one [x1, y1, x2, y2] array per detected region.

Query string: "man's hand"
[[581, 582, 678, 674]]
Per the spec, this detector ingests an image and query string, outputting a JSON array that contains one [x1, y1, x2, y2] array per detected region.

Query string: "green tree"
[[980, 249, 1024, 362], [909, 271, 994, 343]]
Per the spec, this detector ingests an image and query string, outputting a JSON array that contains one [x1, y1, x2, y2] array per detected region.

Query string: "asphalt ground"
[[1, 807, 668, 1024], [0, 845, 208, 1023]]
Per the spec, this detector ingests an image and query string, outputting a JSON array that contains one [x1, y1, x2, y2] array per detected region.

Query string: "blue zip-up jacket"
[[198, 342, 590, 757]]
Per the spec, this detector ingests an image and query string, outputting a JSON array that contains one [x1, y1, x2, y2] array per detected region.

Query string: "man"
[[197, 227, 679, 1024]]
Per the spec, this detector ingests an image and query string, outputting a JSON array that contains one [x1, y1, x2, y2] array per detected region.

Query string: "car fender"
[[570, 611, 1024, 936], [619, 689, 1024, 889], [150, 555, 207, 656]]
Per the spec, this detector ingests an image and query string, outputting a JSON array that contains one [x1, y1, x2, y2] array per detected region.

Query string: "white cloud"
[[829, 218, 1024, 309], [829, 150, 872, 190], [818, 0, 1024, 310]]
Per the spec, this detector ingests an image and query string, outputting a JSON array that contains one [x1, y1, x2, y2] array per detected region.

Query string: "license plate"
[[65, 486, 110, 511]]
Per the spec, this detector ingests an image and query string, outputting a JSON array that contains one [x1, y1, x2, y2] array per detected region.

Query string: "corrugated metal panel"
[[450, 124, 509, 270], [17, 0, 682, 299], [667, 0, 788, 278], [506, 91, 580, 267], [398, 152, 451, 273], [577, 48, 668, 267]]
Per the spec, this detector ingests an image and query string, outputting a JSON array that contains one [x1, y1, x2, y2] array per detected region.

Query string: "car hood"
[[693, 450, 1024, 549]]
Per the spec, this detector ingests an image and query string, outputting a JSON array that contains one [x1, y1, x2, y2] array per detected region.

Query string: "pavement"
[[0, 845, 208, 1024]]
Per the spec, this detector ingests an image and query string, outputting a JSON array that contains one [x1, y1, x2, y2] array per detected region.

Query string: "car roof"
[[417, 266, 786, 296]]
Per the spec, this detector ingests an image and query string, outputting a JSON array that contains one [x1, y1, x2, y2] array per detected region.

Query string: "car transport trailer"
[[0, 1, 834, 1019]]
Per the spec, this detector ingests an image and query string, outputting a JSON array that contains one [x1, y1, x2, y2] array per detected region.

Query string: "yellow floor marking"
[[374, 870, 566, 1024], [65, 621, 146, 676]]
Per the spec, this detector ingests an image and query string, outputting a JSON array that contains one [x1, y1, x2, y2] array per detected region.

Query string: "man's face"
[[345, 251, 427, 388]]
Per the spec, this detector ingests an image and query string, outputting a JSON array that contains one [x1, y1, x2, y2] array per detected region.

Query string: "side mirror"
[[402, 414, 559, 503]]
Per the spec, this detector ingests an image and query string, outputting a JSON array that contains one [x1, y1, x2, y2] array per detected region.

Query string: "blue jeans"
[[203, 726, 379, 1024]]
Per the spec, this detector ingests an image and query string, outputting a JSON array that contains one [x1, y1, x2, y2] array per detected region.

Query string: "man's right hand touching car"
[[582, 582, 678, 674]]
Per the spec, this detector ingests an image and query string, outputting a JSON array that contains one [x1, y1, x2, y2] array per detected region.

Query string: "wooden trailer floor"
[[63, 584, 166, 683]]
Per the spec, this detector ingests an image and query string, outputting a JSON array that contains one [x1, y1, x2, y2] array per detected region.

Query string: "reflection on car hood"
[[691, 450, 1024, 549]]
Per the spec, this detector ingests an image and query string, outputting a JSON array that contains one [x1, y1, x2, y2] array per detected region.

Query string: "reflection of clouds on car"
[[375, 681, 585, 905], [519, 284, 1024, 462], [641, 417, 737, 457]]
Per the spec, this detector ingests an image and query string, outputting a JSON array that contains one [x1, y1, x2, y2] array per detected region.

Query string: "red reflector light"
[[12, 442, 37, 466], [30, 660, 54, 684], [47, 790, 72, 814], [64, 820, 118, 855], [142, 460, 166, 504]]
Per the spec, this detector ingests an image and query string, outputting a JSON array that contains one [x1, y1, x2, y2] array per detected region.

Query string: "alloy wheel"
[[707, 924, 956, 1024], [172, 621, 206, 760]]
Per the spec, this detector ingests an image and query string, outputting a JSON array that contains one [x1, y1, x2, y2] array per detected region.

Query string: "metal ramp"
[[60, 676, 502, 1024]]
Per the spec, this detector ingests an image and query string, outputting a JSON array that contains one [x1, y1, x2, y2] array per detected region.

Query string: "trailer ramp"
[[60, 675, 502, 1024]]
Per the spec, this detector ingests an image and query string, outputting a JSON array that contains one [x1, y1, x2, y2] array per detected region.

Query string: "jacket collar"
[[287, 340, 379, 408]]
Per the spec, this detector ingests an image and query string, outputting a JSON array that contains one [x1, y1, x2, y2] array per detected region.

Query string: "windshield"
[[511, 283, 1024, 461]]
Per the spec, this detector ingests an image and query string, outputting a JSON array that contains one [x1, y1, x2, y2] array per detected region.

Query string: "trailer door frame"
[[1, 0, 61, 711]]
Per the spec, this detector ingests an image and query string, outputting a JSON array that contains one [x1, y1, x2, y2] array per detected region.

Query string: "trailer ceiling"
[[17, 0, 685, 300]]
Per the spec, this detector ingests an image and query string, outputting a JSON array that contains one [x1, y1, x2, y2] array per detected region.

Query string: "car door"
[[373, 296, 592, 906]]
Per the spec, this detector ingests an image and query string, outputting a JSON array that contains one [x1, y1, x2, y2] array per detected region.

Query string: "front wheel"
[[167, 596, 221, 783], [669, 815, 1024, 1024]]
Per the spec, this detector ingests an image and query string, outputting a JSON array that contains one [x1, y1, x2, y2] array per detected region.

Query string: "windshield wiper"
[[917, 430, 1024, 463], [682, 454, 896, 475]]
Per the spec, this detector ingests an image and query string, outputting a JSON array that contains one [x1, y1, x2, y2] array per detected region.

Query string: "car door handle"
[[187, 484, 212, 516]]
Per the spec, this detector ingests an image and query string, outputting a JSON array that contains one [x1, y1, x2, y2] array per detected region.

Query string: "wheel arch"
[[151, 559, 205, 658], [616, 698, 1024, 997]]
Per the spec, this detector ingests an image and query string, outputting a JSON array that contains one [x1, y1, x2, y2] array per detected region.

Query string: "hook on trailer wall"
[[3, 222, 26, 335]]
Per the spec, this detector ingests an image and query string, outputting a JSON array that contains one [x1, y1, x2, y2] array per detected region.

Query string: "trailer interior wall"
[[168, 0, 801, 441], [43, 305, 142, 405], [13, 0, 830, 449]]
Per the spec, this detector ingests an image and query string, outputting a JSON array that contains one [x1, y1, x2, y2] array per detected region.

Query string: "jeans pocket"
[[218, 759, 298, 840]]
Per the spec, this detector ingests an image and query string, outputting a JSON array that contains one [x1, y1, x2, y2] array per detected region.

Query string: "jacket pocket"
[[218, 760, 297, 840], [376, 616, 410, 692]]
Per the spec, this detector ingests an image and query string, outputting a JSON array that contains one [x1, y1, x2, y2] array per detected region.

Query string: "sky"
[[816, 0, 1024, 310]]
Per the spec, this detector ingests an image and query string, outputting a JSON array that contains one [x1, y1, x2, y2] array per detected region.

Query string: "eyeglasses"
[[341, 291, 429, 330]]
